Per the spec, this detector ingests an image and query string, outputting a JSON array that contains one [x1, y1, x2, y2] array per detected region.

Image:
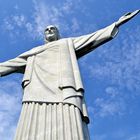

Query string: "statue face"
[[44, 25, 60, 42]]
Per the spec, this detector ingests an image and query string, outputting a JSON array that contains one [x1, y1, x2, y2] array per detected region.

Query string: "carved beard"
[[45, 33, 58, 42]]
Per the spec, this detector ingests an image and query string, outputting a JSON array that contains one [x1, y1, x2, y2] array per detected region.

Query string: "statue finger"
[[131, 10, 140, 17]]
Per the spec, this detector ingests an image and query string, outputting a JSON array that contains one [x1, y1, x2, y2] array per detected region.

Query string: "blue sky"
[[0, 0, 140, 140]]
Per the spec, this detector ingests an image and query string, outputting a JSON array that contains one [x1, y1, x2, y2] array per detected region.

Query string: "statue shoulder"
[[18, 45, 46, 58]]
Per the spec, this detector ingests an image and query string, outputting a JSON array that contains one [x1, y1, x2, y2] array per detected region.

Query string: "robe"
[[0, 23, 118, 140]]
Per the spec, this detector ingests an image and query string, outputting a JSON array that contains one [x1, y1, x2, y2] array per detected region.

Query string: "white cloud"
[[62, 0, 73, 13], [93, 134, 107, 140], [3, 19, 14, 31], [13, 15, 26, 27], [0, 77, 22, 140], [79, 25, 140, 120], [81, 26, 140, 94], [71, 18, 80, 32], [32, 0, 82, 37], [128, 134, 140, 140], [105, 86, 119, 98], [2, 14, 34, 40], [14, 5, 19, 10], [91, 130, 140, 140], [93, 95, 126, 118], [2, 0, 97, 40]]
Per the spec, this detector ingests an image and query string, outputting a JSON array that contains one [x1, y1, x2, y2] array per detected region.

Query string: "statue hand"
[[116, 10, 140, 27]]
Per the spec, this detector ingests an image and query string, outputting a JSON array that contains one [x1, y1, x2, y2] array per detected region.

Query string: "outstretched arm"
[[0, 44, 47, 77], [0, 55, 27, 77], [115, 10, 140, 27], [0, 42, 49, 77], [74, 10, 140, 58], [74, 23, 118, 58]]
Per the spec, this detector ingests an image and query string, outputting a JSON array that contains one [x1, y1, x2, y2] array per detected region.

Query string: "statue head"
[[44, 25, 60, 43]]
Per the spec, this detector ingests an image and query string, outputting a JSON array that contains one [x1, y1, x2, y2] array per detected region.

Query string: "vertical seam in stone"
[[64, 104, 73, 140], [30, 102, 38, 140], [49, 104, 52, 140], [14, 103, 26, 140], [70, 105, 78, 140], [34, 103, 39, 140], [21, 103, 31, 140], [52, 103, 57, 140], [25, 102, 35, 140], [44, 103, 47, 140], [75, 107, 85, 140], [61, 103, 64, 140]]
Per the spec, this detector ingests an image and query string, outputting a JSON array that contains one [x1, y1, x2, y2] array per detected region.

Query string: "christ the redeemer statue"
[[0, 10, 139, 140]]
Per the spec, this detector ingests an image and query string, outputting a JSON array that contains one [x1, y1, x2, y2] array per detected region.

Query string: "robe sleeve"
[[0, 55, 27, 77], [72, 23, 119, 58], [0, 44, 47, 77]]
